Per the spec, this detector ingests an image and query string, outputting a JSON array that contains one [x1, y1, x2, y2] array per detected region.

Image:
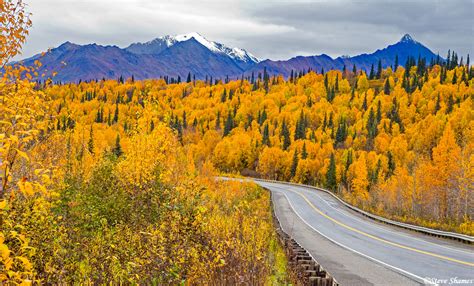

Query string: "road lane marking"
[[273, 190, 434, 285], [299, 187, 474, 256], [284, 187, 474, 267]]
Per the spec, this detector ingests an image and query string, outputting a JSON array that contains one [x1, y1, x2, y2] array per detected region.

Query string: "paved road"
[[253, 180, 474, 286]]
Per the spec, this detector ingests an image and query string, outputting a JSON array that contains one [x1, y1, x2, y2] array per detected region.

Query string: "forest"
[[0, 2, 291, 284], [33, 54, 473, 234], [2, 49, 473, 285], [1, 1, 473, 283]]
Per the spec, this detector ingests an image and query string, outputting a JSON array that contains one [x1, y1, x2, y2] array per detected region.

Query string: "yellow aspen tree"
[[432, 124, 462, 221]]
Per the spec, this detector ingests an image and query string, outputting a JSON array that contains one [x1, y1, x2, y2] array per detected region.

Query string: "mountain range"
[[17, 33, 439, 82]]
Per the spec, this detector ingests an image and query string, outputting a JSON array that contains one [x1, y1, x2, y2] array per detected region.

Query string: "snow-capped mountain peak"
[[126, 32, 259, 64], [173, 32, 259, 63], [174, 32, 221, 53], [399, 34, 418, 44]]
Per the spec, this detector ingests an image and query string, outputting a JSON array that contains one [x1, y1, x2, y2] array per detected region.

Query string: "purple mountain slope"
[[248, 34, 439, 77], [154, 38, 245, 78], [17, 33, 259, 82], [15, 33, 440, 82]]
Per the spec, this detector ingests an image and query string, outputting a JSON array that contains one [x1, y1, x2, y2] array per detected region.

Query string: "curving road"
[[251, 180, 474, 286]]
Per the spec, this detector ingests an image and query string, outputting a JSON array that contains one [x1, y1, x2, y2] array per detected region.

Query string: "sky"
[[17, 0, 474, 61]]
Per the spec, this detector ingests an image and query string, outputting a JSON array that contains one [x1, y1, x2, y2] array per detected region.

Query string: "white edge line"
[[265, 179, 473, 242], [297, 186, 474, 256], [272, 188, 436, 286]]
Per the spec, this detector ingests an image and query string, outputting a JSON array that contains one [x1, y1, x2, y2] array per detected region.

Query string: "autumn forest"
[[1, 0, 474, 284]]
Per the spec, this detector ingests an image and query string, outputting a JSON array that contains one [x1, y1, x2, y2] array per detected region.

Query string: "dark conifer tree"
[[113, 134, 123, 157], [326, 153, 337, 191], [221, 89, 227, 102], [376, 59, 382, 79], [434, 93, 441, 113], [281, 120, 291, 150], [215, 111, 221, 130], [367, 108, 377, 139], [301, 142, 308, 159], [328, 112, 334, 128], [182, 111, 187, 129], [294, 110, 306, 140], [113, 103, 119, 124], [322, 113, 327, 131], [387, 151, 396, 178], [369, 64, 375, 79], [383, 78, 391, 95], [223, 113, 234, 136], [335, 118, 347, 145], [376, 100, 382, 123], [262, 124, 270, 146], [88, 126, 94, 154], [446, 94, 454, 114], [291, 150, 299, 178], [452, 70, 457, 84]]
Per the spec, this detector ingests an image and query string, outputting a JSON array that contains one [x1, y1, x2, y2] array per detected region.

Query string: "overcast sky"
[[18, 0, 474, 61]]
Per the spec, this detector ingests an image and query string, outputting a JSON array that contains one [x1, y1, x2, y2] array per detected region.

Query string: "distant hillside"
[[16, 33, 440, 82], [247, 34, 440, 77]]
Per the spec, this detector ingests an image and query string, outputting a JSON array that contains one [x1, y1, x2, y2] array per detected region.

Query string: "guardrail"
[[252, 178, 474, 245], [269, 191, 338, 286]]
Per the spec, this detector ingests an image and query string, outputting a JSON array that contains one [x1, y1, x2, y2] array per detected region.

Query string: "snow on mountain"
[[17, 33, 439, 83], [398, 33, 418, 44], [126, 32, 259, 64]]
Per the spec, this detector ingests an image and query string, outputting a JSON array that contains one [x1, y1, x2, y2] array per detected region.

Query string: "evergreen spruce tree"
[[294, 110, 306, 140], [383, 78, 391, 95], [326, 153, 337, 191], [376, 59, 382, 79], [182, 111, 187, 129], [281, 120, 291, 150], [387, 151, 396, 178], [260, 109, 267, 125], [301, 142, 308, 159], [376, 100, 382, 123], [223, 113, 234, 136], [262, 124, 270, 146], [434, 93, 441, 113], [113, 134, 123, 157], [113, 103, 119, 124], [335, 119, 347, 145], [367, 108, 377, 139], [446, 94, 454, 114], [215, 111, 221, 130], [88, 125, 94, 154], [369, 64, 375, 79], [291, 150, 299, 178], [221, 89, 227, 102], [328, 112, 334, 128], [322, 113, 327, 131]]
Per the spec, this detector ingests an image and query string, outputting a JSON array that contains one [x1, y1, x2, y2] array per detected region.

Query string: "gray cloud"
[[16, 0, 474, 61]]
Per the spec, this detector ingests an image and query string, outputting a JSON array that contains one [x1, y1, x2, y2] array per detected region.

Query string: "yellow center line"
[[289, 188, 474, 267]]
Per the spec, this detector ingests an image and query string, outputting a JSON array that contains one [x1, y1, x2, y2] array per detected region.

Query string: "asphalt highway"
[[253, 180, 474, 286]]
